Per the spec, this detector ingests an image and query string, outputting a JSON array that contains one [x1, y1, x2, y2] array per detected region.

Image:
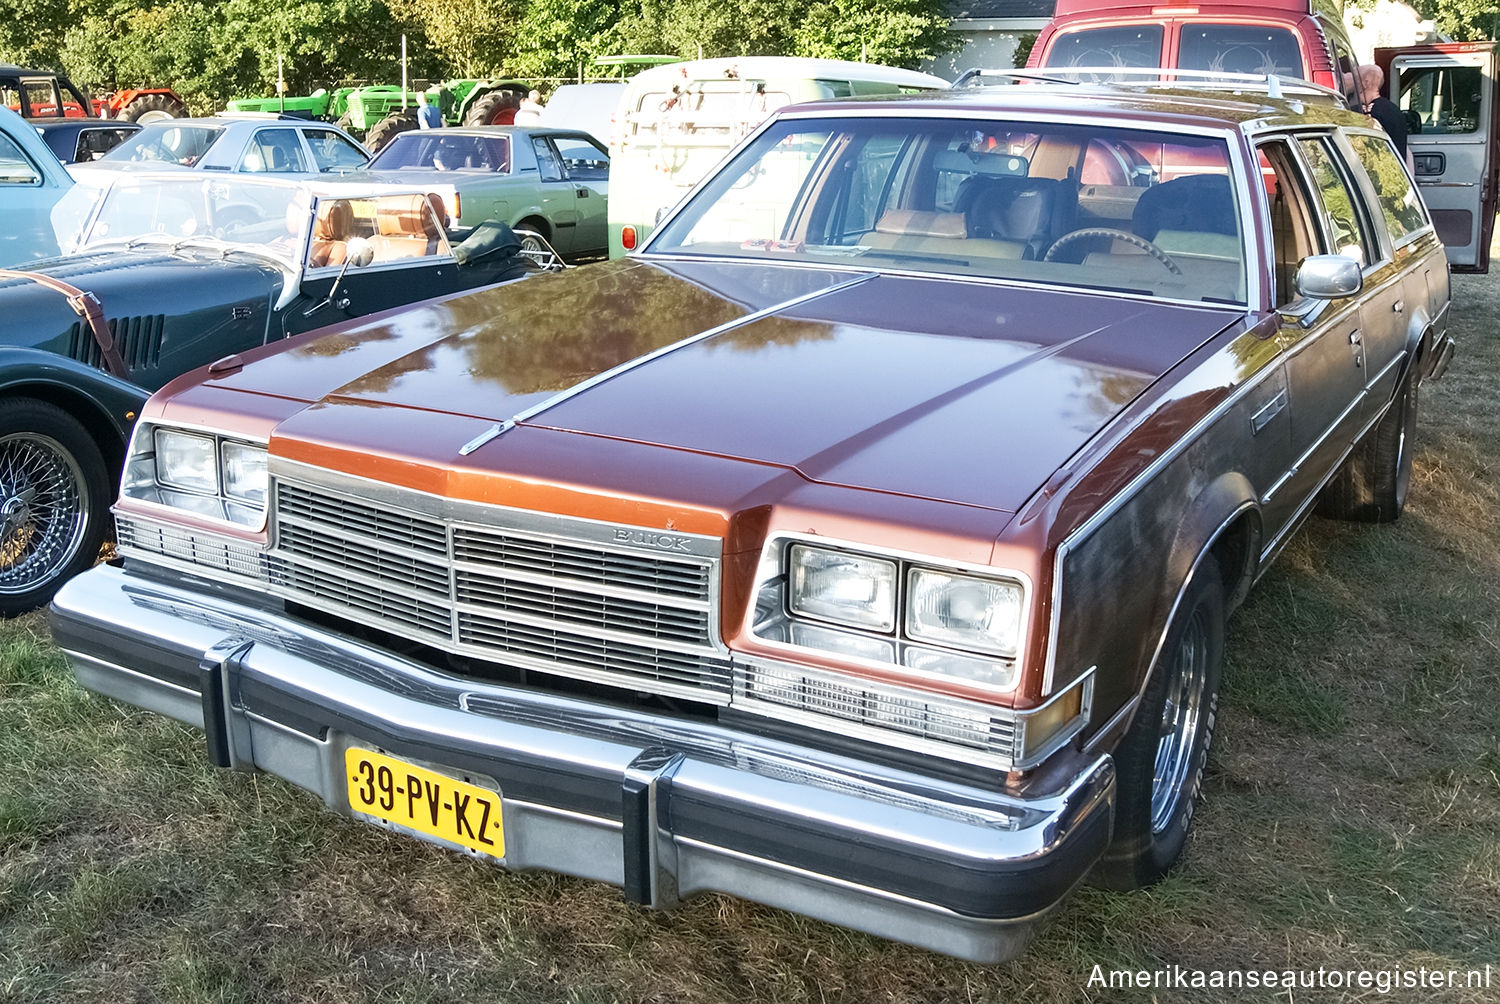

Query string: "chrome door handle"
[[1393, 299, 1404, 312]]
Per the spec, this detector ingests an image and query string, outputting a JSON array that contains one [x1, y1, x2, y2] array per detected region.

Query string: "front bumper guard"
[[52, 563, 1115, 963]]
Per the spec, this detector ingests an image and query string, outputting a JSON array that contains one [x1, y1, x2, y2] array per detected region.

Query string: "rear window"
[[1044, 26, 1165, 72], [1177, 25, 1304, 77], [368, 133, 511, 172], [107, 124, 223, 167]]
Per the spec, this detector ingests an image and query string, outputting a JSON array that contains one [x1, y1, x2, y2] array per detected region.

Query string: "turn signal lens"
[[621, 225, 637, 250]]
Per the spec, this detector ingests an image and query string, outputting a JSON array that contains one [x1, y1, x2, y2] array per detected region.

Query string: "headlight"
[[906, 568, 1023, 657], [122, 424, 269, 528], [221, 441, 268, 505], [154, 429, 217, 494], [788, 544, 897, 631]]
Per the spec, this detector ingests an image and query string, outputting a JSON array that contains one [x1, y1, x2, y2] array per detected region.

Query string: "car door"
[[0, 119, 70, 265], [548, 134, 609, 254], [528, 135, 581, 253], [1256, 137, 1369, 534], [1380, 42, 1497, 272]]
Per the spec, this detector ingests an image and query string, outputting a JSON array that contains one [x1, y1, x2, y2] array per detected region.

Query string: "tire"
[[1093, 554, 1225, 890], [515, 218, 549, 255], [119, 92, 189, 124], [464, 90, 523, 127], [335, 112, 365, 143], [0, 399, 111, 617], [365, 109, 419, 154], [1316, 370, 1417, 524]]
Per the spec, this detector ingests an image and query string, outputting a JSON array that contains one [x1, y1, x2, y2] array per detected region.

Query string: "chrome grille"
[[116, 516, 270, 579], [271, 479, 729, 700]]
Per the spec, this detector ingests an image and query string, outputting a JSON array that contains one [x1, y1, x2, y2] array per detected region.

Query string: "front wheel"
[[1093, 555, 1225, 890], [0, 400, 111, 617]]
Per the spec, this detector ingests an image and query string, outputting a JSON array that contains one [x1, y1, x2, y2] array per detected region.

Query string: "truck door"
[[1380, 42, 1498, 273]]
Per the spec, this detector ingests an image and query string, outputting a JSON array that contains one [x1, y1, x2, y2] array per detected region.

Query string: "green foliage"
[[1, 0, 956, 110], [1411, 0, 1500, 42]]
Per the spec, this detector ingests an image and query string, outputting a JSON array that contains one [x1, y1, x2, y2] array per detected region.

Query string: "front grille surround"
[[265, 472, 731, 703]]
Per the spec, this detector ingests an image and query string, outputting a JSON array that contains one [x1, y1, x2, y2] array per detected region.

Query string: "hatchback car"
[[71, 116, 370, 179], [53, 79, 1451, 962], [354, 126, 609, 258]]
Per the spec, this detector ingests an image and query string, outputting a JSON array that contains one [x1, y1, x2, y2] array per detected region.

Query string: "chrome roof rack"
[[952, 67, 1347, 106]]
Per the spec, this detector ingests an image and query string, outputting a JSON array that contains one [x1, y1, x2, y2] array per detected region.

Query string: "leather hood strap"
[[0, 268, 129, 378]]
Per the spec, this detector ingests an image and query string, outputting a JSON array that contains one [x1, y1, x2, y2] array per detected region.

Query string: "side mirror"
[[1295, 254, 1362, 299], [345, 236, 375, 268]]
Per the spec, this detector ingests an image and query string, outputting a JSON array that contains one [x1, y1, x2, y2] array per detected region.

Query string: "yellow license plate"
[[345, 747, 505, 858]]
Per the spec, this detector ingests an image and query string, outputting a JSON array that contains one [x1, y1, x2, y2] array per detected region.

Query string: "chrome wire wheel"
[[0, 431, 90, 597], [1151, 607, 1209, 834]]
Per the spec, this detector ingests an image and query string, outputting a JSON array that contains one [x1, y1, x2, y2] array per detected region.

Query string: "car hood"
[[0, 247, 285, 355], [198, 258, 1241, 513]]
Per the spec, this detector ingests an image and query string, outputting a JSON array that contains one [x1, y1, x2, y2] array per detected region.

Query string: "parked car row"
[[40, 67, 1455, 964]]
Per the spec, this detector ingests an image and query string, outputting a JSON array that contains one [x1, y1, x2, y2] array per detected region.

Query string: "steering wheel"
[[1044, 227, 1183, 276]]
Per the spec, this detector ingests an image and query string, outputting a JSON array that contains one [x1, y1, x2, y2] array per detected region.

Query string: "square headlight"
[[220, 441, 268, 505], [153, 429, 217, 494], [906, 567, 1023, 657], [788, 544, 897, 632]]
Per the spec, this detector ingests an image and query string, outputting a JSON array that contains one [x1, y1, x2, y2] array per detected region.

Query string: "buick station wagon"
[[52, 78, 1453, 962]]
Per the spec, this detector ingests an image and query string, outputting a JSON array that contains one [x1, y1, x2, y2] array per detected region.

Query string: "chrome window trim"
[[637, 106, 1263, 309]]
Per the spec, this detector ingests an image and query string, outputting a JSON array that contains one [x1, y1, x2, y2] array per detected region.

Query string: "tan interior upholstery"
[[371, 194, 443, 260], [862, 209, 1025, 259], [310, 200, 353, 268]]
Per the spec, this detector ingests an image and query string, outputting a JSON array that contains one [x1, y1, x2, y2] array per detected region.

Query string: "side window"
[[1345, 133, 1427, 246], [532, 138, 562, 181], [820, 132, 907, 240], [1398, 65, 1484, 135], [303, 128, 369, 172], [239, 128, 308, 173], [0, 133, 42, 185], [23, 81, 61, 117], [76, 128, 133, 162], [1296, 136, 1371, 266], [1257, 141, 1321, 308], [550, 137, 608, 180]]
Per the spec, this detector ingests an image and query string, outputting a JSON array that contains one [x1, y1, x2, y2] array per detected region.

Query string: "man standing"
[[1358, 64, 1411, 168], [417, 91, 442, 130]]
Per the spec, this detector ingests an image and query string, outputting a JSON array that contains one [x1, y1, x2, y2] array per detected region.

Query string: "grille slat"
[[271, 481, 727, 699]]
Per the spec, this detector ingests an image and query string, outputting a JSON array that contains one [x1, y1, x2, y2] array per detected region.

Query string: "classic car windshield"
[[649, 116, 1248, 304], [368, 133, 511, 172], [79, 176, 311, 267], [105, 124, 224, 166]]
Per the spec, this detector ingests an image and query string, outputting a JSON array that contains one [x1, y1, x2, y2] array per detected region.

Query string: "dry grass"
[[3, 250, 1498, 1002]]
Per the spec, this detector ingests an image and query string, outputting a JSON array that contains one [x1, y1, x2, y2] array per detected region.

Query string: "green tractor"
[[227, 79, 533, 151]]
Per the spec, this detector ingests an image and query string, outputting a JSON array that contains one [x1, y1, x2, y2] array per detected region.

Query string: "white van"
[[608, 57, 947, 257]]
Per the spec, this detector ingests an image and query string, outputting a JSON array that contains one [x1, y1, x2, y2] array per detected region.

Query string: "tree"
[[1410, 0, 1500, 42]]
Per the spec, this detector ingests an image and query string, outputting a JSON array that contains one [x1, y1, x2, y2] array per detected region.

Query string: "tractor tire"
[[366, 108, 419, 154], [336, 112, 365, 143], [119, 92, 189, 124], [464, 89, 523, 127]]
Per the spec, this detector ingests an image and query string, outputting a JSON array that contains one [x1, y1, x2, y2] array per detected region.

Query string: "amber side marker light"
[[621, 225, 637, 250]]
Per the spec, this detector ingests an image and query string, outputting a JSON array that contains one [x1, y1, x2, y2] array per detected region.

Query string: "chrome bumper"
[[51, 563, 1115, 963]]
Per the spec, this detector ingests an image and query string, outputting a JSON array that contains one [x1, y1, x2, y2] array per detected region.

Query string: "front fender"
[[0, 346, 145, 450]]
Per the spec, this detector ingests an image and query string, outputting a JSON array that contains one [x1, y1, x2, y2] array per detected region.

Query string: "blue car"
[[0, 105, 77, 266]]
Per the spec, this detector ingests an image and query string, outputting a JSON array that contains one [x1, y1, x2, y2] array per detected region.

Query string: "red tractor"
[[1, 64, 189, 122]]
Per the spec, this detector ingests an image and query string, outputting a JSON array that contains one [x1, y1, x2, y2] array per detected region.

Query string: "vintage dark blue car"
[[0, 172, 532, 614]]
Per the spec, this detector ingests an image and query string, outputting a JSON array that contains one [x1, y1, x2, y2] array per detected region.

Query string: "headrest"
[[313, 200, 353, 241], [1132, 174, 1236, 241], [377, 194, 439, 237], [969, 179, 1058, 241], [873, 210, 966, 239]]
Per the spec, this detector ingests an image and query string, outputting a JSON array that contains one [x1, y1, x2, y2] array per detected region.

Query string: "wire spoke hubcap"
[[0, 433, 89, 595]]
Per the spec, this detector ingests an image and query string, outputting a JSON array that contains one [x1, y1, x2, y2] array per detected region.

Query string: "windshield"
[[79, 176, 311, 267], [104, 124, 224, 166], [648, 116, 1247, 305], [368, 132, 511, 172]]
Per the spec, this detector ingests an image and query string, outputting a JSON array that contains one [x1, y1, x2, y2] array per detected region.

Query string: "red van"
[[1028, 0, 1361, 101]]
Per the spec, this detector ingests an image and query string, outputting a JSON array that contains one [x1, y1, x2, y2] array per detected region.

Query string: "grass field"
[[2, 260, 1497, 1003]]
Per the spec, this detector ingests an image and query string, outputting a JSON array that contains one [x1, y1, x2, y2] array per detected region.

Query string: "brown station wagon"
[[51, 77, 1454, 962]]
